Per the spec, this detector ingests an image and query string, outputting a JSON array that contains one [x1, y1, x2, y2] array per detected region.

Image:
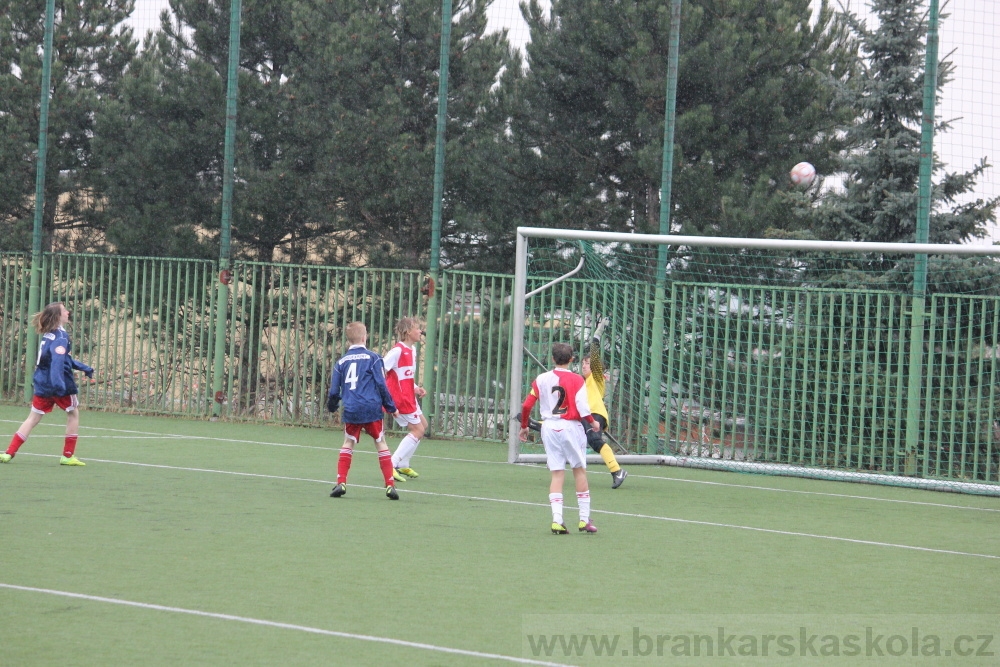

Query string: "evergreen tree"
[[504, 0, 856, 246], [92, 0, 514, 266], [815, 0, 997, 252], [0, 0, 136, 252]]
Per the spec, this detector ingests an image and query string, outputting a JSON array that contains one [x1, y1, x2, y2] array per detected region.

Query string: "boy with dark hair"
[[327, 321, 401, 500], [519, 342, 600, 534]]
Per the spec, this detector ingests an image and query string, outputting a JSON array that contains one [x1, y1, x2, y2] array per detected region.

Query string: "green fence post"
[[24, 0, 57, 402], [211, 0, 242, 419], [646, 0, 683, 453], [421, 0, 454, 435], [903, 0, 939, 472]]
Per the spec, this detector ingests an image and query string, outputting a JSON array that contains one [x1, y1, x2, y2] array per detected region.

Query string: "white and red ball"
[[789, 161, 817, 188]]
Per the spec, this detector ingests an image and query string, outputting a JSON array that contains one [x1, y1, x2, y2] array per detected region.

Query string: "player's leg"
[[2, 404, 47, 462], [565, 422, 597, 533], [391, 413, 426, 479], [542, 422, 569, 533], [589, 415, 627, 489], [59, 397, 85, 466], [573, 466, 596, 533], [331, 426, 360, 497], [549, 469, 567, 533], [368, 421, 399, 500]]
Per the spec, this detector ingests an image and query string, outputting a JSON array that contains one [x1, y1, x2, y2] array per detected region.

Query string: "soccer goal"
[[508, 227, 1000, 496]]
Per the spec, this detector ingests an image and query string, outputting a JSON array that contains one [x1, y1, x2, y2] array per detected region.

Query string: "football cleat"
[[330, 483, 347, 498], [397, 467, 419, 479], [551, 522, 569, 535], [59, 456, 85, 466], [578, 520, 598, 534], [611, 469, 628, 489], [392, 469, 407, 483], [0, 453, 12, 463], [385, 485, 399, 500]]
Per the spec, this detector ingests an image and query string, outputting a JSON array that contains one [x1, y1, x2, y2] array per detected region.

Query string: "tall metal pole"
[[211, 0, 242, 418], [24, 0, 57, 402], [421, 0, 454, 435], [645, 0, 682, 453], [903, 0, 939, 472]]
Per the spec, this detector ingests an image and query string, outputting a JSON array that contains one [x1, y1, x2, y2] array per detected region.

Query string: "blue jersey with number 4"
[[328, 345, 397, 424]]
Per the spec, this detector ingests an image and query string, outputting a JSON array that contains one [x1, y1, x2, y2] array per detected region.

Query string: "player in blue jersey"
[[1, 302, 94, 466], [327, 321, 402, 500]]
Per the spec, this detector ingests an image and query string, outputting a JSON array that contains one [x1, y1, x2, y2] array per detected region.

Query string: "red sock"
[[7, 432, 26, 455], [337, 448, 353, 484], [64, 434, 78, 458], [378, 449, 395, 486]]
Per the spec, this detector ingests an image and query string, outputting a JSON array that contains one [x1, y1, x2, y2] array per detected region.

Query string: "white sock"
[[392, 434, 420, 468], [549, 493, 564, 524], [577, 491, 591, 524]]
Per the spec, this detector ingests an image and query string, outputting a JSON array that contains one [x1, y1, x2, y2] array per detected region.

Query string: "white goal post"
[[507, 226, 1000, 496]]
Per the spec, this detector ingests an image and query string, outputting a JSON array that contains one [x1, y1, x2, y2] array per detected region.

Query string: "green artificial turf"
[[1, 405, 999, 666]]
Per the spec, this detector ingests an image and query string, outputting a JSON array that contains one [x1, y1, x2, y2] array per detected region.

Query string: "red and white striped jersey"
[[521, 368, 593, 426], [383, 342, 418, 414]]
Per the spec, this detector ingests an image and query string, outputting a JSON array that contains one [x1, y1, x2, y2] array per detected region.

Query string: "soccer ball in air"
[[789, 161, 817, 188]]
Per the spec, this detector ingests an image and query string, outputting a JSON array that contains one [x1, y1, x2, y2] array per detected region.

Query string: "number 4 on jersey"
[[345, 362, 358, 390]]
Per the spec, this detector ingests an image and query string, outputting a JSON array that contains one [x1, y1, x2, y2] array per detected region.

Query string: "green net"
[[517, 235, 1000, 494]]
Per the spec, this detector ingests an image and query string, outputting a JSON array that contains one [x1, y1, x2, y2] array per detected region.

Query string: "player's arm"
[[372, 356, 399, 415], [520, 382, 540, 429], [590, 318, 607, 396], [518, 385, 539, 442], [575, 382, 598, 429], [70, 356, 94, 378], [327, 362, 343, 412]]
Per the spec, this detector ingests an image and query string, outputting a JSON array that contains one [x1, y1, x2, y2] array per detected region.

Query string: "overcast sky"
[[129, 0, 1000, 243]]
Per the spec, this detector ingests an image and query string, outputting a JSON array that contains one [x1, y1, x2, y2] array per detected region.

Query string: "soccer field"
[[1, 405, 999, 666]]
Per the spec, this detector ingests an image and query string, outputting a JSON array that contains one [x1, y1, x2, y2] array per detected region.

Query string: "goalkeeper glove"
[[327, 395, 340, 413], [594, 316, 609, 340]]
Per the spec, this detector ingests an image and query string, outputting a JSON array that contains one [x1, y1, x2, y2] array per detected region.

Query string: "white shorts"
[[393, 408, 424, 427], [541, 420, 588, 471]]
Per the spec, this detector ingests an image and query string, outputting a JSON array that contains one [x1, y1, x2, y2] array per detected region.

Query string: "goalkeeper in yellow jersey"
[[580, 317, 627, 488]]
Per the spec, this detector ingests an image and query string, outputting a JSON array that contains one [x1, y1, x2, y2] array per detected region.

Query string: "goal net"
[[508, 228, 1000, 496]]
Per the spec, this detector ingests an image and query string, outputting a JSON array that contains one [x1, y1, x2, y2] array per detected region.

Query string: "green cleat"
[[330, 483, 347, 498], [385, 485, 399, 500], [59, 456, 85, 466], [0, 453, 12, 463], [551, 522, 568, 535], [578, 520, 598, 534], [392, 469, 407, 483], [397, 467, 419, 479]]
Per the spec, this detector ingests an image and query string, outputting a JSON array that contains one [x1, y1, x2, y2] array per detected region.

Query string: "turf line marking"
[[26, 453, 1000, 561], [6, 419, 997, 513], [0, 584, 574, 667]]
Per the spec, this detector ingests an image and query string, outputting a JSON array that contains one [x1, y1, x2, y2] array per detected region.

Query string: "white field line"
[[0, 583, 575, 667], [4, 419, 998, 514], [17, 452, 1000, 561]]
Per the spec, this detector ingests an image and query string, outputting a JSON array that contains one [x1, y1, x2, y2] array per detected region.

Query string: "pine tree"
[[504, 0, 856, 243], [815, 0, 997, 250], [0, 0, 136, 252], [91, 0, 514, 266]]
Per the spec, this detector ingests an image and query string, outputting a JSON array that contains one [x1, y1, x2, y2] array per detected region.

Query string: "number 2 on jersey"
[[550, 385, 568, 415]]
